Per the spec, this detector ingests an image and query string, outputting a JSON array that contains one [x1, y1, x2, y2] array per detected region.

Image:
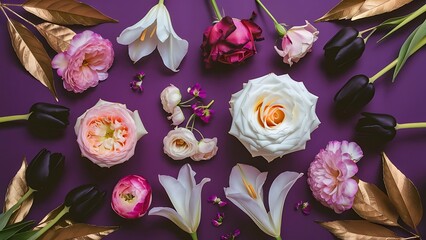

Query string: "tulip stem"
[[0, 188, 36, 230], [190, 232, 198, 240], [210, 0, 222, 20], [276, 237, 283, 240], [395, 122, 426, 130], [28, 206, 69, 240], [255, 0, 286, 37], [0, 112, 31, 124]]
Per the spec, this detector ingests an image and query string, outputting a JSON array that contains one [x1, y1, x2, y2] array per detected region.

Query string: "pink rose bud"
[[191, 138, 218, 161], [160, 84, 182, 113], [167, 106, 185, 126], [111, 175, 152, 219]]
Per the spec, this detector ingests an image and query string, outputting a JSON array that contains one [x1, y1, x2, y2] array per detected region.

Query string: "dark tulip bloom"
[[28, 102, 70, 130], [26, 148, 65, 191], [324, 27, 365, 67], [334, 75, 375, 116], [65, 184, 105, 221], [356, 112, 397, 142]]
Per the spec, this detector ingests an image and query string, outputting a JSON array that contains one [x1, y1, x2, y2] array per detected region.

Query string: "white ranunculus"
[[229, 73, 320, 162], [191, 137, 218, 161], [163, 127, 198, 160], [167, 106, 185, 126], [160, 84, 181, 113]]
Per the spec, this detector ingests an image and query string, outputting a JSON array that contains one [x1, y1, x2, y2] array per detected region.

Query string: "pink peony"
[[111, 175, 152, 219], [274, 21, 318, 66], [307, 147, 359, 213], [52, 30, 114, 93], [326, 140, 363, 162]]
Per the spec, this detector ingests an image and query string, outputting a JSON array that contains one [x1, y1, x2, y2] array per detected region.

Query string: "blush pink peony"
[[307, 144, 359, 213], [75, 99, 147, 168], [52, 30, 114, 93], [111, 175, 152, 219]]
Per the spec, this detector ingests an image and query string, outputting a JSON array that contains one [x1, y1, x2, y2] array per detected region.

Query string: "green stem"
[[255, 0, 286, 36], [191, 127, 205, 139], [202, 100, 215, 108], [0, 113, 31, 124], [210, 0, 222, 20], [359, 26, 376, 35], [276, 237, 283, 240], [28, 206, 69, 240], [0, 188, 36, 230], [190, 232, 198, 240], [395, 122, 426, 130], [158, 0, 164, 5], [180, 97, 196, 105], [13, 188, 35, 211], [185, 114, 195, 129]]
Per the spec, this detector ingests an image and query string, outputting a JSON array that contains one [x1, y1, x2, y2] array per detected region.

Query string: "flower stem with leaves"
[[255, 0, 286, 36]]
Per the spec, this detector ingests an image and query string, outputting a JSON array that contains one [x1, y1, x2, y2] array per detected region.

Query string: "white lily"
[[149, 164, 210, 240], [116, 0, 188, 72], [224, 164, 303, 240]]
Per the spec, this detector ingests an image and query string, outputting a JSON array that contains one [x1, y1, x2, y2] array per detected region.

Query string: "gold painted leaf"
[[382, 152, 423, 231], [7, 19, 58, 101], [23, 0, 118, 26], [3, 158, 34, 224], [352, 179, 399, 226], [36, 22, 75, 53], [39, 222, 118, 240], [316, 0, 413, 22], [35, 205, 65, 230], [318, 220, 403, 240]]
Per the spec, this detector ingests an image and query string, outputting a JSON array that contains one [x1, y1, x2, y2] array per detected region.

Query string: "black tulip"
[[26, 148, 65, 191], [324, 27, 365, 68], [356, 112, 397, 142], [28, 102, 70, 130], [65, 184, 105, 221], [334, 75, 375, 116]]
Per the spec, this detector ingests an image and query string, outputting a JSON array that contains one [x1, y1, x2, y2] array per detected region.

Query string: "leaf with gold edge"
[[36, 22, 75, 53], [7, 19, 58, 101], [38, 222, 118, 240], [318, 220, 403, 240], [34, 205, 65, 230], [3, 158, 34, 225], [23, 0, 118, 26], [382, 152, 423, 231], [316, 0, 413, 22], [352, 179, 399, 226]]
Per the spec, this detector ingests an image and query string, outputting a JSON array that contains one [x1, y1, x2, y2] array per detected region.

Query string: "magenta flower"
[[212, 212, 225, 227], [187, 83, 207, 98], [221, 229, 241, 240], [295, 201, 311, 215], [192, 104, 214, 123], [207, 195, 227, 207], [136, 71, 145, 81], [130, 80, 143, 92]]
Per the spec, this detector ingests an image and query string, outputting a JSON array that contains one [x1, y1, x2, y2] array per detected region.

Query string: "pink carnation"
[[52, 30, 114, 93], [307, 148, 358, 213]]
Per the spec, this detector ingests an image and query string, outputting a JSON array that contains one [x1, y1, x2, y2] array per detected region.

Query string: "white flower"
[[149, 164, 210, 237], [163, 127, 198, 160], [116, 1, 188, 72], [191, 138, 218, 161], [224, 164, 303, 238], [160, 84, 182, 113], [229, 73, 320, 162], [167, 106, 185, 126]]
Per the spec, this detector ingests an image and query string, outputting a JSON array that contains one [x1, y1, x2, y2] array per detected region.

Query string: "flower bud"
[[356, 112, 397, 142], [324, 27, 365, 67], [334, 75, 375, 116], [111, 175, 152, 219], [160, 85, 182, 113], [25, 148, 64, 191], [65, 184, 105, 221], [28, 103, 70, 130]]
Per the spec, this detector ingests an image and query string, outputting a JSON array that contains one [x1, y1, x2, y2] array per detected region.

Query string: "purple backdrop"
[[0, 0, 425, 239]]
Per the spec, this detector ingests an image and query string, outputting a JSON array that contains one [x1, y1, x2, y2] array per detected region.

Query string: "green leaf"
[[10, 229, 39, 240], [393, 20, 426, 80], [0, 220, 34, 239], [0, 206, 19, 231]]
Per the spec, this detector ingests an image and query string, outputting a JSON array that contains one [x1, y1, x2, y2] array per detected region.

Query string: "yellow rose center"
[[255, 99, 285, 128], [86, 116, 129, 153]]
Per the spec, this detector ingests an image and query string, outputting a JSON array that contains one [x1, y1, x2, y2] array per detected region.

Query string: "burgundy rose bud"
[[201, 13, 263, 68], [356, 112, 397, 142], [65, 184, 105, 221], [28, 102, 70, 130], [25, 148, 64, 191], [324, 27, 365, 68], [334, 75, 375, 116]]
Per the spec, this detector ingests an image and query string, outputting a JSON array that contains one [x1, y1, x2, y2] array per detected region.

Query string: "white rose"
[[167, 106, 185, 126], [191, 138, 218, 161], [163, 127, 198, 160], [160, 84, 181, 113], [229, 73, 320, 162]]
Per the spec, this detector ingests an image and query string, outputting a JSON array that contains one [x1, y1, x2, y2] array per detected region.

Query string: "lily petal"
[[157, 34, 188, 72], [156, 4, 171, 43], [188, 177, 211, 232], [148, 207, 192, 233], [128, 28, 158, 63], [158, 175, 187, 219]]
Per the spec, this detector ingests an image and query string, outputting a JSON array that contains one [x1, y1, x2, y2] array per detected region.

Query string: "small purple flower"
[[212, 212, 225, 227], [221, 229, 240, 240], [136, 71, 145, 81], [130, 80, 143, 92], [192, 104, 214, 123], [208, 195, 227, 207], [295, 201, 311, 215], [187, 83, 207, 98]]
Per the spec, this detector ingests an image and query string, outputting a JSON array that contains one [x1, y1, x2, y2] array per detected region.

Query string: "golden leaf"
[[382, 152, 423, 231], [7, 19, 58, 101], [35, 205, 65, 230], [39, 222, 118, 240], [318, 220, 403, 239], [36, 22, 76, 53], [3, 158, 34, 224], [352, 179, 399, 226], [23, 0, 118, 26], [316, 0, 413, 22]]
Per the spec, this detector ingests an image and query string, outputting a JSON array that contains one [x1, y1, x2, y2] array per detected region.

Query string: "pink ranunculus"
[[75, 99, 148, 168], [201, 14, 263, 68], [111, 175, 152, 219], [274, 21, 318, 66], [191, 137, 218, 161], [163, 127, 198, 160], [160, 84, 182, 113], [52, 30, 114, 93], [307, 148, 358, 213]]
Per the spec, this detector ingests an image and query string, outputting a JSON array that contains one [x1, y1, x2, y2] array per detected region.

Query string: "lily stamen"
[[140, 29, 147, 41], [237, 164, 257, 199], [150, 25, 157, 38]]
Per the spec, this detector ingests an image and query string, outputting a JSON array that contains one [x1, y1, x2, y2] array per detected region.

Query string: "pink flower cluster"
[[307, 141, 362, 213]]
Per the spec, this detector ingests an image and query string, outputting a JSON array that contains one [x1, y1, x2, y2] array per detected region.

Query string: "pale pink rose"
[[307, 148, 358, 213], [163, 127, 198, 160], [191, 138, 218, 161], [75, 99, 148, 168], [52, 30, 114, 93], [326, 140, 363, 162], [111, 175, 152, 219], [274, 21, 318, 66], [167, 106, 185, 126], [160, 84, 181, 113]]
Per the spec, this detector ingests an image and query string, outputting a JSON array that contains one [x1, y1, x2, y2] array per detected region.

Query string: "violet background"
[[0, 0, 426, 239]]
